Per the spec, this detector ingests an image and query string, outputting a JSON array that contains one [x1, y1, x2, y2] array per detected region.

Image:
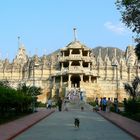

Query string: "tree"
[[135, 43, 140, 60], [116, 0, 140, 59], [116, 0, 140, 34], [17, 83, 42, 96], [124, 76, 140, 100]]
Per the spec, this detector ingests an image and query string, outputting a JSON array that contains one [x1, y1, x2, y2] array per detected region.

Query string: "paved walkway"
[[0, 102, 139, 140], [14, 102, 135, 140], [14, 109, 135, 140], [98, 111, 140, 140], [0, 109, 54, 140]]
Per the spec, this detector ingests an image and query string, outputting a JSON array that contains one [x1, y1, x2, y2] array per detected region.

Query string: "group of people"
[[46, 97, 67, 112], [94, 97, 118, 113], [47, 96, 119, 113], [66, 89, 83, 102]]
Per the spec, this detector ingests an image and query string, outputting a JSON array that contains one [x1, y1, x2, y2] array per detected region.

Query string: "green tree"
[[124, 76, 140, 100], [116, 0, 140, 34], [17, 83, 42, 110], [135, 43, 140, 60], [17, 83, 42, 96], [116, 0, 140, 59]]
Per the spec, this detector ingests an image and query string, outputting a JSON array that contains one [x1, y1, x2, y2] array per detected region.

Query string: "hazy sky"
[[0, 0, 136, 61]]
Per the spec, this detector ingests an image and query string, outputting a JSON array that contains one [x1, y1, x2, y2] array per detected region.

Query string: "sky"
[[0, 0, 136, 61]]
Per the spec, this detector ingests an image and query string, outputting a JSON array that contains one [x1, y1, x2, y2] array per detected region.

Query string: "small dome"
[[61, 41, 90, 51], [67, 41, 85, 48]]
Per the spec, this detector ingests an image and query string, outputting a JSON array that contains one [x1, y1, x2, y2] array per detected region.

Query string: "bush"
[[124, 99, 140, 114], [132, 113, 140, 122], [110, 106, 115, 112], [88, 101, 96, 107], [37, 102, 46, 107]]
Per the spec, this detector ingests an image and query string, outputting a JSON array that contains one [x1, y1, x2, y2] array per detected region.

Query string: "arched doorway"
[[71, 75, 80, 88]]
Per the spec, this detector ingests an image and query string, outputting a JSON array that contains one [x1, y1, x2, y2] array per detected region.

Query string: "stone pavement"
[[0, 102, 139, 140], [0, 108, 54, 140], [98, 111, 140, 140], [14, 102, 135, 140]]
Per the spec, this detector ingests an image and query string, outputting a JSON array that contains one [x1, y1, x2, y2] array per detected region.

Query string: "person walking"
[[47, 98, 52, 109], [95, 97, 99, 111], [95, 97, 99, 105], [100, 97, 103, 110], [57, 97, 62, 111], [107, 98, 112, 112], [114, 98, 118, 113], [102, 97, 107, 112], [63, 98, 68, 111]]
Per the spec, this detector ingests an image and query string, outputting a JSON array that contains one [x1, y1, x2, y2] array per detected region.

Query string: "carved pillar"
[[88, 63, 90, 68], [88, 51, 89, 57], [113, 67, 116, 80], [80, 61, 82, 67], [60, 75, 63, 87], [53, 76, 56, 87], [80, 75, 83, 81], [70, 49, 72, 55], [62, 52, 64, 57], [62, 63, 64, 70], [69, 61, 72, 69], [95, 77, 98, 83], [89, 75, 91, 82], [80, 49, 82, 56], [68, 74, 71, 88]]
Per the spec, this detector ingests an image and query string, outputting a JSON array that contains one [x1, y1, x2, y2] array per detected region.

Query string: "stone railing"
[[58, 55, 91, 61], [82, 56, 91, 61], [69, 66, 83, 73], [58, 56, 69, 61], [69, 54, 81, 60]]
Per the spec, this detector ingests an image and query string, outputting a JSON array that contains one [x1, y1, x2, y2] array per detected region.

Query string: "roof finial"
[[132, 36, 135, 46], [18, 36, 20, 48], [114, 48, 116, 57], [73, 28, 77, 41]]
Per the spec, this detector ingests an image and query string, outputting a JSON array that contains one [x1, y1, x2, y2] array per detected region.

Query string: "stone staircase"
[[67, 100, 93, 111]]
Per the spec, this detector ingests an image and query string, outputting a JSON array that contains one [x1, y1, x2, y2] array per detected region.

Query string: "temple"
[[0, 39, 138, 103]]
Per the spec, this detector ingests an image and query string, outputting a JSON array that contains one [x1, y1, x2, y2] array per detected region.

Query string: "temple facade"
[[0, 40, 139, 103]]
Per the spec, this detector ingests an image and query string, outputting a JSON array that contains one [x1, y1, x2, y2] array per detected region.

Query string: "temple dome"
[[62, 41, 90, 50]]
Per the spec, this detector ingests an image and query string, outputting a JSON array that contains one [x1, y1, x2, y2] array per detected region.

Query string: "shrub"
[[124, 99, 140, 114]]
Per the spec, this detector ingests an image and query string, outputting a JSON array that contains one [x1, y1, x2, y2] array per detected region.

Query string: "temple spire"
[[114, 48, 116, 57], [73, 28, 77, 41], [99, 48, 102, 57], [132, 36, 135, 46], [106, 48, 109, 56], [18, 36, 20, 48]]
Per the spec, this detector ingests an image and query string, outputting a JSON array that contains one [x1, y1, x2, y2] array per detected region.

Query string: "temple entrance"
[[71, 75, 80, 88]]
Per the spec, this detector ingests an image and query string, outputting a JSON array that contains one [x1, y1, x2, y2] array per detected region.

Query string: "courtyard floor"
[[0, 102, 140, 140]]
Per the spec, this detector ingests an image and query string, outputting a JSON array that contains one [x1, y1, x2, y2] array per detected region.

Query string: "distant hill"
[[49, 46, 125, 60], [92, 46, 124, 60]]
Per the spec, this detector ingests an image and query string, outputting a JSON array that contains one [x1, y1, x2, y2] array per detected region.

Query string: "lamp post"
[[48, 58, 52, 99], [112, 64, 119, 100], [32, 63, 40, 112]]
